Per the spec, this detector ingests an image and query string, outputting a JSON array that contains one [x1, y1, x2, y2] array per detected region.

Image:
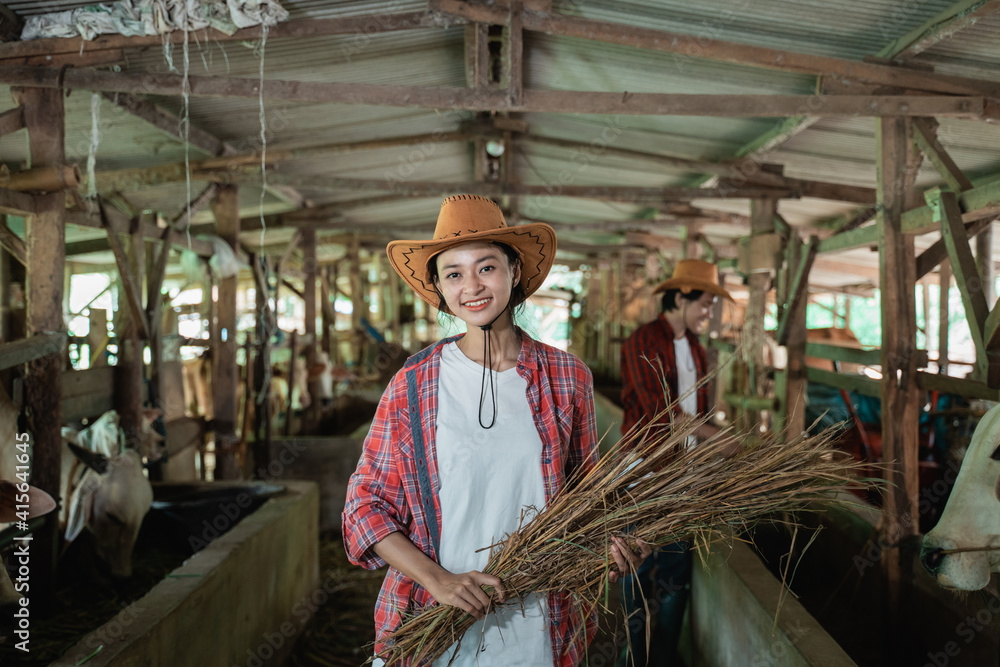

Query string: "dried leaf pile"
[[377, 414, 873, 665]]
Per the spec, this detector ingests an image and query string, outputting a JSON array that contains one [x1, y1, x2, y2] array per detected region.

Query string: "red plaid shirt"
[[620, 314, 709, 434], [343, 331, 599, 666]]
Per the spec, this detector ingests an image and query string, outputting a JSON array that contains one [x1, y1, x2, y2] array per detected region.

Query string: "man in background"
[[618, 259, 733, 666]]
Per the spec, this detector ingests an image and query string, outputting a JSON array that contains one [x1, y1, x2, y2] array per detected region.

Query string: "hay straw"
[[376, 412, 874, 666]]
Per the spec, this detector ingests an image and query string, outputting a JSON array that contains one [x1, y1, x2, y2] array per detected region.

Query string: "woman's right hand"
[[427, 570, 506, 619]]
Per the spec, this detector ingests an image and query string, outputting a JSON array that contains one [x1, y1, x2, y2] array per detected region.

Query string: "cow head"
[[62, 408, 165, 464], [64, 442, 153, 578], [921, 403, 1000, 590]]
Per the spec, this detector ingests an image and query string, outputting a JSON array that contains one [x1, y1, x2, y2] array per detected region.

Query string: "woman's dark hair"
[[661, 288, 704, 313], [430, 242, 526, 325]]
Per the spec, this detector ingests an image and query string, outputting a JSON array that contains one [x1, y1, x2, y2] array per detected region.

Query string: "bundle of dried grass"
[[376, 413, 872, 666]]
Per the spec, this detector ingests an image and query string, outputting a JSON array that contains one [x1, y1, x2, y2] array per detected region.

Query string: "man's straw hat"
[[652, 259, 733, 301], [386, 194, 556, 313]]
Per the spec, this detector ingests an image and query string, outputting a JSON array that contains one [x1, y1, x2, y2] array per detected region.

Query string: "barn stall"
[[0, 0, 998, 665]]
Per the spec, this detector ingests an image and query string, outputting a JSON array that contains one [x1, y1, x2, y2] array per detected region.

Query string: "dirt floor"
[[288, 532, 384, 666]]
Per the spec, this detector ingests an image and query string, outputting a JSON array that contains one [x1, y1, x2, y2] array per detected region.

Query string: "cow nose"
[[921, 545, 946, 575]]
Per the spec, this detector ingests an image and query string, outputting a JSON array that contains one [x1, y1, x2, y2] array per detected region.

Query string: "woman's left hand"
[[607, 536, 653, 583]]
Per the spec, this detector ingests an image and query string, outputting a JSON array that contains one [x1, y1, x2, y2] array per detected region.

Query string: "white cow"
[[922, 402, 1000, 590], [61, 409, 161, 578]]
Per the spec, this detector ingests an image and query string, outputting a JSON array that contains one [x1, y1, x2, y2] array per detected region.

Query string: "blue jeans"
[[617, 542, 691, 667]]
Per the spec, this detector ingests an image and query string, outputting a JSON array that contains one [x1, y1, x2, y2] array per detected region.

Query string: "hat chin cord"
[[477, 296, 512, 430]]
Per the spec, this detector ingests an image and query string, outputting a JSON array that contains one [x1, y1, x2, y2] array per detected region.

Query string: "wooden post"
[[115, 213, 146, 454], [211, 185, 240, 479], [705, 273, 726, 417], [877, 116, 921, 654], [16, 85, 65, 614], [301, 227, 319, 431], [330, 261, 342, 365], [744, 198, 777, 429], [976, 222, 995, 307], [784, 268, 809, 437], [0, 215, 9, 343], [284, 329, 297, 437], [320, 267, 332, 357], [387, 260, 402, 344], [349, 236, 365, 367], [939, 260, 951, 375]]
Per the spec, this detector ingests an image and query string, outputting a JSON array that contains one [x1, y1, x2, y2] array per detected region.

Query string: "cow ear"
[[67, 441, 110, 475], [65, 479, 97, 544], [992, 443, 1000, 462]]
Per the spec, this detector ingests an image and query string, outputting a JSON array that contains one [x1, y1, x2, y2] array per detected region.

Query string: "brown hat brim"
[[387, 223, 557, 313], [652, 277, 734, 301]]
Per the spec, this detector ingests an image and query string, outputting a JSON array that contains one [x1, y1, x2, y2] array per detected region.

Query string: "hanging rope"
[[87, 92, 101, 199], [257, 23, 269, 252], [181, 7, 193, 248], [255, 24, 273, 410]]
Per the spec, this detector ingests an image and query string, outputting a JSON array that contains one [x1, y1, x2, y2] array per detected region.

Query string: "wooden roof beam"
[[104, 92, 310, 212], [0, 104, 23, 138], [226, 172, 795, 201], [0, 11, 436, 60], [95, 130, 476, 192], [819, 176, 1000, 253], [0, 67, 987, 119], [911, 117, 975, 192], [66, 203, 213, 257]]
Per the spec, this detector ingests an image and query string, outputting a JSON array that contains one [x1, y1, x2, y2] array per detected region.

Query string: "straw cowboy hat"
[[387, 194, 556, 313], [652, 259, 734, 301]]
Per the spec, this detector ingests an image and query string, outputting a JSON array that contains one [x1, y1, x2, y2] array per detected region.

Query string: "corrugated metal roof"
[[4, 0, 1000, 289], [553, 0, 962, 60]]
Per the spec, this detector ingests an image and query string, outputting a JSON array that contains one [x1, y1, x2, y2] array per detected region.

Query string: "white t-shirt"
[[430, 341, 553, 667], [673, 335, 698, 417]]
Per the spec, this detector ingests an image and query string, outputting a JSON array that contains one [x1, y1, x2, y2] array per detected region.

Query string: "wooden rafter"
[[911, 117, 974, 192], [104, 93, 229, 156], [776, 236, 818, 346], [0, 104, 22, 137], [104, 93, 309, 212], [877, 0, 1000, 59], [0, 11, 433, 60], [96, 131, 476, 192], [819, 176, 1000, 253], [0, 217, 25, 265], [101, 209, 150, 341], [929, 189, 988, 352], [172, 183, 221, 230], [225, 173, 794, 201], [915, 214, 997, 279], [66, 206, 213, 257], [689, 0, 996, 207], [0, 66, 988, 118], [0, 332, 67, 371]]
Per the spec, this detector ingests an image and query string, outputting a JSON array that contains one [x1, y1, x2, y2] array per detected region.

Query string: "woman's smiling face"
[[433, 242, 519, 327]]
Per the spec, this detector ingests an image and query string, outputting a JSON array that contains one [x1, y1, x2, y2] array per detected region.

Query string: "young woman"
[[343, 194, 648, 666]]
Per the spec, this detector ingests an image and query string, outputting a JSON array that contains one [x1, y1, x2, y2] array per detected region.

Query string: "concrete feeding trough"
[[690, 541, 857, 666], [50, 480, 319, 667]]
